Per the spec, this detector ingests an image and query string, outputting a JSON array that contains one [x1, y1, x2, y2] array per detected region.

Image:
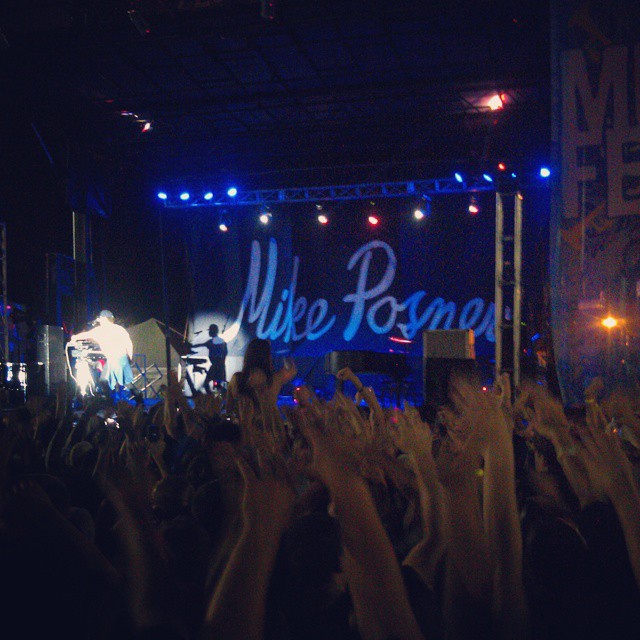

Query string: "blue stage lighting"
[[454, 172, 463, 183], [227, 187, 238, 197], [180, 192, 190, 201], [483, 173, 493, 182], [539, 167, 551, 178], [157, 192, 167, 200], [204, 192, 214, 200]]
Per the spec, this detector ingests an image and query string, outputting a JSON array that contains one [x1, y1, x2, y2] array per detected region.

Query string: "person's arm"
[[8, 478, 119, 587], [515, 385, 601, 508], [204, 452, 295, 640], [98, 467, 187, 636], [580, 402, 640, 588], [452, 379, 529, 639], [271, 358, 297, 398], [125, 332, 133, 360], [293, 406, 424, 640], [336, 367, 385, 438], [392, 406, 446, 588]]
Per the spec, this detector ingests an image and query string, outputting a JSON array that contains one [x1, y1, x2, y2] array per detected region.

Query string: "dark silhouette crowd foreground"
[[1, 351, 639, 640]]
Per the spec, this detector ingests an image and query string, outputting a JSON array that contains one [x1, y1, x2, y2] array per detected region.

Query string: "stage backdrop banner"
[[551, 1, 640, 406], [184, 197, 499, 393]]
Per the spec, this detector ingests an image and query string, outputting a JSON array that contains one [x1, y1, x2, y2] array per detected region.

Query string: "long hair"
[[238, 338, 274, 398]]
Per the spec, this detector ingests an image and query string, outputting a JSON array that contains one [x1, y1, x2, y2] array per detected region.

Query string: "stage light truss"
[[160, 177, 497, 208]]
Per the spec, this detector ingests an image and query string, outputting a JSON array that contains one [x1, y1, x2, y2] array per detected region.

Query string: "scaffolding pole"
[[494, 192, 523, 389]]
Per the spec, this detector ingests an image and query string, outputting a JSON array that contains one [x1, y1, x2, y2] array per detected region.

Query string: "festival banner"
[[184, 197, 499, 396], [551, 0, 640, 406]]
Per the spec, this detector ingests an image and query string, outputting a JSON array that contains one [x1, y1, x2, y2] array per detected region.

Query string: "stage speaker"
[[37, 325, 66, 395], [423, 329, 475, 359], [423, 330, 478, 409]]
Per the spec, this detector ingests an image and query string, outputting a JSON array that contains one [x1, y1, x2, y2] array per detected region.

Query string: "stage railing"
[[132, 354, 164, 399]]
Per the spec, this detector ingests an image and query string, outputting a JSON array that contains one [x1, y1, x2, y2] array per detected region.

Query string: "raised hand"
[[582, 400, 640, 588], [582, 402, 637, 497], [235, 449, 295, 537], [292, 384, 317, 407], [205, 446, 296, 640]]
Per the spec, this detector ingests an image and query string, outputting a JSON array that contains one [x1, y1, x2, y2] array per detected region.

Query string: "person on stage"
[[189, 323, 228, 393], [226, 338, 297, 447], [71, 310, 140, 401]]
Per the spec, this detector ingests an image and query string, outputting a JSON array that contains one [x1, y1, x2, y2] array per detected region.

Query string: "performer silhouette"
[[189, 323, 228, 393]]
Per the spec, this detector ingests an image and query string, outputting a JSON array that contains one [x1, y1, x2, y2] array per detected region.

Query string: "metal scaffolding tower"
[[494, 192, 523, 388]]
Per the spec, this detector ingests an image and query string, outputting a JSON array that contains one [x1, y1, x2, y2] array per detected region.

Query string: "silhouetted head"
[[243, 338, 273, 375], [208, 324, 219, 337], [239, 338, 274, 394]]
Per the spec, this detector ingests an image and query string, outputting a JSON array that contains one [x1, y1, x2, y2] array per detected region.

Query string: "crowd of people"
[[1, 336, 639, 639]]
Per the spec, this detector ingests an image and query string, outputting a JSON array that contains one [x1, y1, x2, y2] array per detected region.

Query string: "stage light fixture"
[[601, 316, 618, 329], [157, 192, 167, 200], [259, 212, 272, 225], [454, 172, 463, 183], [141, 122, 152, 133], [468, 196, 479, 215], [511, 172, 517, 178], [227, 187, 238, 197], [180, 192, 190, 201], [219, 222, 229, 232], [317, 214, 328, 225], [540, 167, 551, 178], [413, 209, 425, 220], [488, 94, 503, 110], [204, 192, 214, 200], [368, 215, 379, 226], [483, 173, 493, 182], [498, 162, 506, 171]]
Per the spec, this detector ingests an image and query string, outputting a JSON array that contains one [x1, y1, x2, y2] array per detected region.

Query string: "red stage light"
[[317, 214, 328, 225], [498, 162, 506, 171], [368, 215, 379, 226]]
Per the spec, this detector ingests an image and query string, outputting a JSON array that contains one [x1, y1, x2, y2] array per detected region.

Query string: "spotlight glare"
[[227, 187, 238, 197], [259, 213, 271, 225], [317, 214, 328, 225], [483, 173, 493, 182], [204, 192, 213, 200], [468, 196, 480, 215], [368, 215, 379, 226], [539, 167, 551, 178], [157, 192, 167, 200], [179, 192, 190, 201], [141, 121, 152, 132], [488, 94, 503, 110], [454, 172, 463, 183], [413, 208, 425, 220], [219, 223, 229, 232], [498, 162, 506, 171], [601, 316, 618, 329]]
